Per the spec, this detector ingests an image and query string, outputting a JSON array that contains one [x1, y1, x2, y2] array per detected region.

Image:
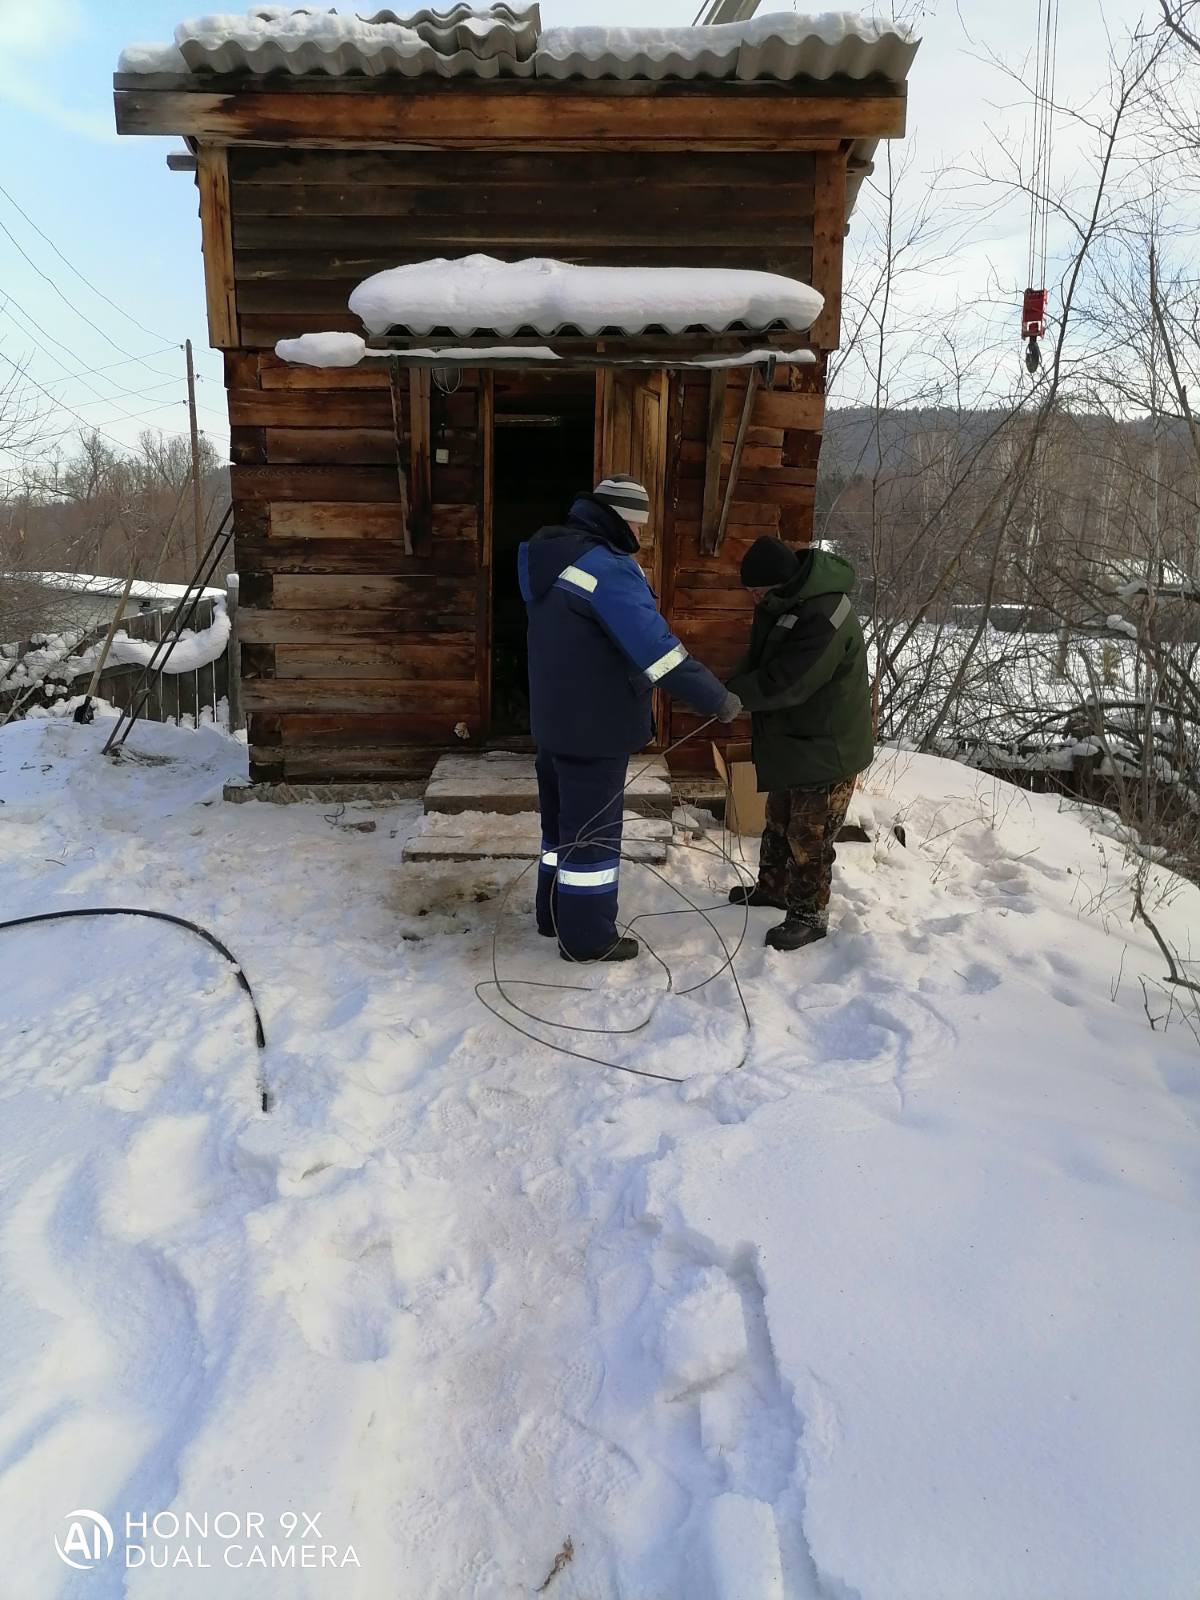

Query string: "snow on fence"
[[0, 598, 231, 729]]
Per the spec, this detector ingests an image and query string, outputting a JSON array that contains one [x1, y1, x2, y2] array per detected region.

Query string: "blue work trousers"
[[535, 750, 626, 958]]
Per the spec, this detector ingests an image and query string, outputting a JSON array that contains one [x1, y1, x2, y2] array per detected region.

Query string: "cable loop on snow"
[[0, 907, 269, 1110], [475, 721, 755, 1085]]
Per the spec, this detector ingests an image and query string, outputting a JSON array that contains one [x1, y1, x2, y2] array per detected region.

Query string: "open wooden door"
[[596, 369, 672, 746], [595, 370, 669, 594]]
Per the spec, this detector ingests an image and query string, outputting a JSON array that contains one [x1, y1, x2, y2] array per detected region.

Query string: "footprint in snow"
[[957, 961, 1002, 995]]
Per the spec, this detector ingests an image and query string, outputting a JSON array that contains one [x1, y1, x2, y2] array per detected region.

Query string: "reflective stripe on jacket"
[[520, 495, 728, 758]]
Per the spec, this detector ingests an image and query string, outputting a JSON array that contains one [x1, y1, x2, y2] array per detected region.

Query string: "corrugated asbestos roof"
[[535, 18, 918, 85], [170, 4, 540, 79], [120, 6, 917, 85]]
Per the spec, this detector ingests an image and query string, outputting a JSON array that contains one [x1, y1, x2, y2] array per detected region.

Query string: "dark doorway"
[[489, 373, 597, 739]]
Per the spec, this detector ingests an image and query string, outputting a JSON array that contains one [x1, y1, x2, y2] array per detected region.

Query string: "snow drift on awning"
[[347, 255, 824, 338], [274, 332, 817, 369], [117, 6, 917, 85]]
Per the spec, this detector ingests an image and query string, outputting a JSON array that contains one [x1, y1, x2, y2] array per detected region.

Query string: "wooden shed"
[[114, 5, 917, 785]]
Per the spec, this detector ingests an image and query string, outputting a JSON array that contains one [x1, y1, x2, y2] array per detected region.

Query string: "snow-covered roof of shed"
[[346, 256, 824, 339], [123, 4, 540, 80], [535, 15, 917, 84], [118, 6, 918, 85]]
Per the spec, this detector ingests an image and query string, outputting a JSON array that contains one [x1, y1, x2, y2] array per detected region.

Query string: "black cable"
[[475, 722, 757, 1084], [0, 908, 270, 1111]]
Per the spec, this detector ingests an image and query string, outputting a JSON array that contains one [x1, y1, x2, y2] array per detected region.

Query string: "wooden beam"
[[479, 371, 494, 737], [700, 371, 728, 555], [196, 146, 238, 348], [387, 361, 413, 556], [113, 89, 907, 148], [808, 148, 849, 351], [712, 367, 762, 557], [408, 367, 432, 546], [228, 147, 820, 188]]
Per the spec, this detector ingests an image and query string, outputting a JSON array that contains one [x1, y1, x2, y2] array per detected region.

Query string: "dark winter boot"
[[560, 936, 640, 963], [764, 913, 828, 952], [727, 885, 787, 910]]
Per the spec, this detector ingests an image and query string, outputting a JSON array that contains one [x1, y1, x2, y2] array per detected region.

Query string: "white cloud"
[[0, 69, 116, 142], [0, 0, 114, 143], [0, 0, 83, 57]]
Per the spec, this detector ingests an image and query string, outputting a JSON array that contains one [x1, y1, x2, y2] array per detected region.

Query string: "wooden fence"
[[0, 597, 232, 728]]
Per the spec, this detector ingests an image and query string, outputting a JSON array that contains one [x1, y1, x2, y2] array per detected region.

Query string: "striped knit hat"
[[593, 474, 650, 527]]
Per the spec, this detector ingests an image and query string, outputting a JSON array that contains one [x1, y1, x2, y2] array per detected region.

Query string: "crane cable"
[[1023, 0, 1060, 374]]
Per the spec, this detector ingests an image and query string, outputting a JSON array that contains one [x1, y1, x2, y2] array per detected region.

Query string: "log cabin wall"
[[663, 361, 826, 766], [227, 149, 817, 347], [219, 145, 824, 782], [229, 352, 489, 781]]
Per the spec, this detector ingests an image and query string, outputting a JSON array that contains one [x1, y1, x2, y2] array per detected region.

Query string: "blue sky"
[[0, 0, 1150, 469]]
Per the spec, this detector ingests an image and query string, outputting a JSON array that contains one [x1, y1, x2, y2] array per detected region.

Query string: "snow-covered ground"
[[1, 715, 1198, 1600], [874, 620, 1196, 783]]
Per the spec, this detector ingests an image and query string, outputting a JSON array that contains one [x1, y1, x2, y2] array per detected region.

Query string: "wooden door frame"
[[478, 370, 495, 739]]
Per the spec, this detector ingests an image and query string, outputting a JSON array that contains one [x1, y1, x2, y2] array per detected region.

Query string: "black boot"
[[765, 914, 827, 951], [728, 885, 787, 910], [560, 936, 640, 963]]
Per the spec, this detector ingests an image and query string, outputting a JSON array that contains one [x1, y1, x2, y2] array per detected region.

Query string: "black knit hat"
[[740, 536, 801, 590]]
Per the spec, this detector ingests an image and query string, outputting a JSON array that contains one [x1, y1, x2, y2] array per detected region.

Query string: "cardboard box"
[[712, 741, 766, 837]]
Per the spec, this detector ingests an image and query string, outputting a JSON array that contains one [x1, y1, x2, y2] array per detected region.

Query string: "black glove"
[[717, 690, 743, 723]]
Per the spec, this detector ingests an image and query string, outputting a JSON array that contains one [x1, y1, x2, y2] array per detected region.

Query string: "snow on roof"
[[275, 333, 557, 366], [275, 331, 818, 369], [121, 4, 541, 79], [536, 14, 918, 84], [347, 255, 824, 338], [17, 572, 224, 603], [117, 7, 918, 85]]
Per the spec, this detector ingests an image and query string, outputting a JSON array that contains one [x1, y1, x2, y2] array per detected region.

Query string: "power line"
[[0, 347, 194, 452], [0, 178, 176, 344], [0, 213, 182, 385], [0, 295, 171, 410], [0, 310, 229, 438], [0, 291, 186, 400], [0, 298, 228, 426]]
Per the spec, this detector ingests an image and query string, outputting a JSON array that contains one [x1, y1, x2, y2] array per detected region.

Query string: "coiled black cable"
[[0, 908, 270, 1110], [475, 721, 757, 1085]]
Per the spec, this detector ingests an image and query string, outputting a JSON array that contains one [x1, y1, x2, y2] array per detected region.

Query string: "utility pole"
[[186, 338, 204, 568]]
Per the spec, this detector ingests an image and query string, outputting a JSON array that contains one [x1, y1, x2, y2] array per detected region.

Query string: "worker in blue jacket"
[[519, 475, 741, 963]]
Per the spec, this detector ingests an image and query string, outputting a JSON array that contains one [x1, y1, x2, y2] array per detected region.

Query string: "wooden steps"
[[422, 752, 673, 819], [403, 809, 672, 865]]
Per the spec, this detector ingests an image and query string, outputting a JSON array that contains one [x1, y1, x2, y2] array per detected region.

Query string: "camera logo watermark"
[[54, 1510, 359, 1571], [55, 1510, 115, 1571]]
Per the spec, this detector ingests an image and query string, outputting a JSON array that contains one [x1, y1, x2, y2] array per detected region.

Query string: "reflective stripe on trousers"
[[534, 748, 626, 956]]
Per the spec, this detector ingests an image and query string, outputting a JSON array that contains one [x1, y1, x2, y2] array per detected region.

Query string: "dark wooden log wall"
[[663, 362, 826, 766], [230, 350, 489, 781], [221, 144, 826, 781], [227, 148, 816, 347]]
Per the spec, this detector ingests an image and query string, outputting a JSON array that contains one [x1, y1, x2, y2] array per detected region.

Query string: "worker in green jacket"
[[725, 536, 874, 950]]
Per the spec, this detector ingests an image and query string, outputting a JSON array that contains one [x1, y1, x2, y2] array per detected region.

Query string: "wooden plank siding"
[[213, 142, 832, 782], [227, 148, 816, 346], [232, 351, 488, 782], [662, 364, 826, 767], [114, 85, 906, 149]]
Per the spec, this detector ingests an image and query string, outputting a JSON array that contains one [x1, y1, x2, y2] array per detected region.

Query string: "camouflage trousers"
[[755, 777, 856, 922]]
